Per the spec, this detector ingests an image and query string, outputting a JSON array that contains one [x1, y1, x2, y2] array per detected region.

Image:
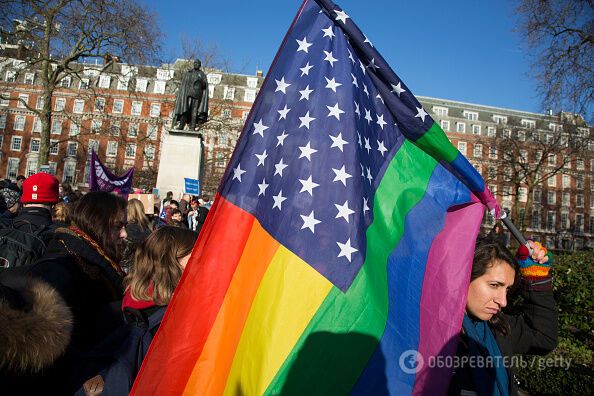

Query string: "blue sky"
[[143, 0, 542, 114]]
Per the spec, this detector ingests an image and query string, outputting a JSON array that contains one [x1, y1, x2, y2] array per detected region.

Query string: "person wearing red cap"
[[12, 172, 60, 241]]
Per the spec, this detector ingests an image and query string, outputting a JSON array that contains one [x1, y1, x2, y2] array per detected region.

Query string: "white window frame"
[[91, 119, 102, 134], [463, 111, 478, 121], [98, 75, 111, 89], [70, 122, 80, 136], [94, 97, 105, 112], [471, 124, 481, 135], [106, 141, 118, 157], [51, 119, 62, 134], [147, 124, 158, 140], [521, 119, 536, 129], [433, 106, 448, 117], [17, 93, 29, 108], [440, 120, 450, 131], [207, 73, 222, 85], [35, 96, 44, 110], [67, 141, 78, 156], [131, 101, 142, 116], [144, 144, 155, 160], [125, 143, 137, 158], [112, 99, 124, 114], [128, 123, 138, 138], [457, 141, 467, 155], [456, 122, 466, 133], [223, 86, 235, 100], [49, 139, 59, 155], [0, 114, 6, 129], [5, 70, 16, 82], [73, 99, 84, 114], [79, 78, 90, 90], [24, 72, 35, 84], [243, 89, 256, 102], [7, 158, 20, 179], [473, 143, 482, 158], [54, 97, 66, 111], [14, 115, 26, 131], [11, 136, 22, 151], [149, 103, 161, 117], [136, 78, 148, 93], [246, 77, 258, 88], [30, 138, 40, 153], [153, 81, 166, 94]]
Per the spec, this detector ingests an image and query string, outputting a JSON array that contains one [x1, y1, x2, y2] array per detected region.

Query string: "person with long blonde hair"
[[121, 198, 152, 272]]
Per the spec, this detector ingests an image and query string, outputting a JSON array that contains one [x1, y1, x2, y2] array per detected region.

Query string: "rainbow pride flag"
[[132, 0, 500, 394]]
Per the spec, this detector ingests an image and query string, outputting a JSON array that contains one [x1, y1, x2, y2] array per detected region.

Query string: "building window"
[[136, 78, 148, 92], [219, 133, 228, 146], [223, 86, 235, 100], [0, 114, 6, 129], [473, 143, 482, 158], [60, 76, 71, 88], [242, 111, 249, 121], [14, 115, 26, 131], [456, 122, 466, 133], [576, 158, 584, 170], [87, 139, 99, 154], [131, 101, 142, 116], [472, 124, 481, 135], [153, 81, 166, 94], [532, 210, 540, 229], [67, 141, 77, 156], [51, 119, 62, 134], [70, 122, 80, 136], [575, 214, 584, 232], [546, 211, 556, 231], [147, 124, 158, 140], [109, 122, 120, 136], [207, 73, 222, 85], [24, 73, 35, 84], [30, 138, 40, 153], [562, 192, 570, 206], [5, 71, 16, 82], [0, 94, 9, 106], [17, 93, 29, 108], [547, 191, 556, 205], [208, 85, 214, 98], [547, 175, 556, 187], [548, 154, 556, 166], [63, 162, 76, 183], [94, 97, 105, 112], [246, 77, 258, 88], [222, 109, 232, 118], [517, 130, 526, 141], [73, 99, 84, 114], [457, 141, 467, 155], [243, 89, 256, 102], [433, 106, 448, 116], [150, 103, 161, 117], [11, 136, 22, 151], [521, 119, 536, 128], [157, 69, 173, 80], [549, 123, 562, 132], [590, 216, 594, 233], [79, 78, 90, 90], [25, 158, 38, 177], [54, 97, 66, 111], [562, 174, 570, 188], [98, 75, 111, 89], [128, 124, 138, 138], [49, 140, 59, 155], [144, 144, 155, 160], [533, 189, 541, 204], [576, 193, 584, 208], [560, 212, 569, 229], [125, 143, 136, 158], [216, 152, 226, 167], [117, 77, 129, 90], [463, 111, 478, 121], [488, 166, 497, 180], [440, 120, 450, 131], [487, 126, 496, 137], [91, 119, 102, 134], [36, 96, 45, 110], [111, 99, 124, 113], [7, 158, 19, 179], [576, 175, 584, 189], [106, 141, 118, 157]]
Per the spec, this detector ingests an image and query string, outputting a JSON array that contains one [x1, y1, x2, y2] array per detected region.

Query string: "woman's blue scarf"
[[462, 314, 509, 396]]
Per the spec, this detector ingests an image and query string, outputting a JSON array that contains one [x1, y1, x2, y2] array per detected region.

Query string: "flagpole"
[[499, 211, 531, 251]]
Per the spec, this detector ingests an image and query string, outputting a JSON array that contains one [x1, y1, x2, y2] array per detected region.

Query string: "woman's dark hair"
[[471, 237, 519, 335], [69, 192, 127, 261]]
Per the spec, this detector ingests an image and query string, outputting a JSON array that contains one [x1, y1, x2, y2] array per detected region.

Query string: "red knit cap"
[[21, 173, 60, 204]]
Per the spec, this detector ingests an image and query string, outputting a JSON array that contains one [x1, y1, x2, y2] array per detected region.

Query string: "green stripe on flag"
[[264, 140, 438, 395], [414, 122, 459, 163]]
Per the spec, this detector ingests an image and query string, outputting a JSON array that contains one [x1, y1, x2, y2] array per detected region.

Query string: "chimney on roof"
[[546, 109, 554, 116], [256, 69, 263, 77]]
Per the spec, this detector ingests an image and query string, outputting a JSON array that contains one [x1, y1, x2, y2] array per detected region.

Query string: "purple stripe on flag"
[[413, 197, 484, 395]]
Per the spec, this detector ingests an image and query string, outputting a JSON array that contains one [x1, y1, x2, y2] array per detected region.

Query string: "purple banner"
[[88, 150, 134, 198]]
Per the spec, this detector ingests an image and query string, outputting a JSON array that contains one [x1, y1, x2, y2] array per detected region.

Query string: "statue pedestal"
[[155, 128, 204, 199]]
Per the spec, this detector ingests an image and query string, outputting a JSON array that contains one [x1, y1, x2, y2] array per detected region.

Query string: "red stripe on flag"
[[132, 195, 255, 395]]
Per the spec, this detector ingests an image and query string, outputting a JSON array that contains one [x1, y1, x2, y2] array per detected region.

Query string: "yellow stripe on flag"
[[223, 246, 333, 395]]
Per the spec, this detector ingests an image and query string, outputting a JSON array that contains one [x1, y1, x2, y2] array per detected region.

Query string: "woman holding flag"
[[449, 238, 558, 396]]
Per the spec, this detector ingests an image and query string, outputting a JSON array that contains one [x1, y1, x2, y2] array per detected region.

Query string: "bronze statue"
[[173, 59, 209, 130]]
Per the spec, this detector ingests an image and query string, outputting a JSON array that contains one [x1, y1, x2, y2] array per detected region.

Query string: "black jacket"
[[0, 228, 125, 394], [9, 206, 57, 244], [448, 279, 558, 396]]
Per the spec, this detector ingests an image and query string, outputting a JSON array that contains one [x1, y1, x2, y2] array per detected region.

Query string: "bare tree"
[[0, 0, 162, 168], [480, 114, 592, 232], [516, 0, 594, 119]]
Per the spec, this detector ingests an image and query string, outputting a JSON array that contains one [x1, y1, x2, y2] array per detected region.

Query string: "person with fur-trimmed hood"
[[0, 277, 73, 393]]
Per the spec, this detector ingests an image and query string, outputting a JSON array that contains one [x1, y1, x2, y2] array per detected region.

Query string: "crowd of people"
[[0, 172, 557, 396]]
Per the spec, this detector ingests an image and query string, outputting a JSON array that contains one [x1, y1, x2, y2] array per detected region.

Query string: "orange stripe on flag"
[[132, 196, 255, 395], [183, 220, 280, 395]]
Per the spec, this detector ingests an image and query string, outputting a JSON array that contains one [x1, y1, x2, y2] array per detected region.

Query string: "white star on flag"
[[276, 130, 288, 147], [325, 77, 342, 92], [277, 104, 291, 120], [252, 119, 269, 137], [363, 197, 370, 214], [332, 165, 352, 186], [334, 9, 349, 24], [257, 178, 269, 196], [321, 26, 335, 39], [323, 50, 338, 67], [255, 149, 268, 166], [272, 190, 287, 210], [299, 175, 320, 196], [296, 37, 312, 53], [275, 77, 290, 94], [337, 238, 357, 262], [377, 140, 388, 156], [299, 111, 316, 129], [391, 82, 406, 96], [300, 62, 313, 76], [300, 210, 321, 233], [351, 73, 358, 88], [376, 114, 387, 129], [299, 85, 314, 101], [326, 103, 345, 120], [232, 164, 246, 182], [364, 108, 372, 124], [329, 132, 348, 152], [334, 200, 355, 223], [364, 137, 372, 153], [274, 158, 288, 177], [298, 141, 317, 161], [415, 106, 428, 122]]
